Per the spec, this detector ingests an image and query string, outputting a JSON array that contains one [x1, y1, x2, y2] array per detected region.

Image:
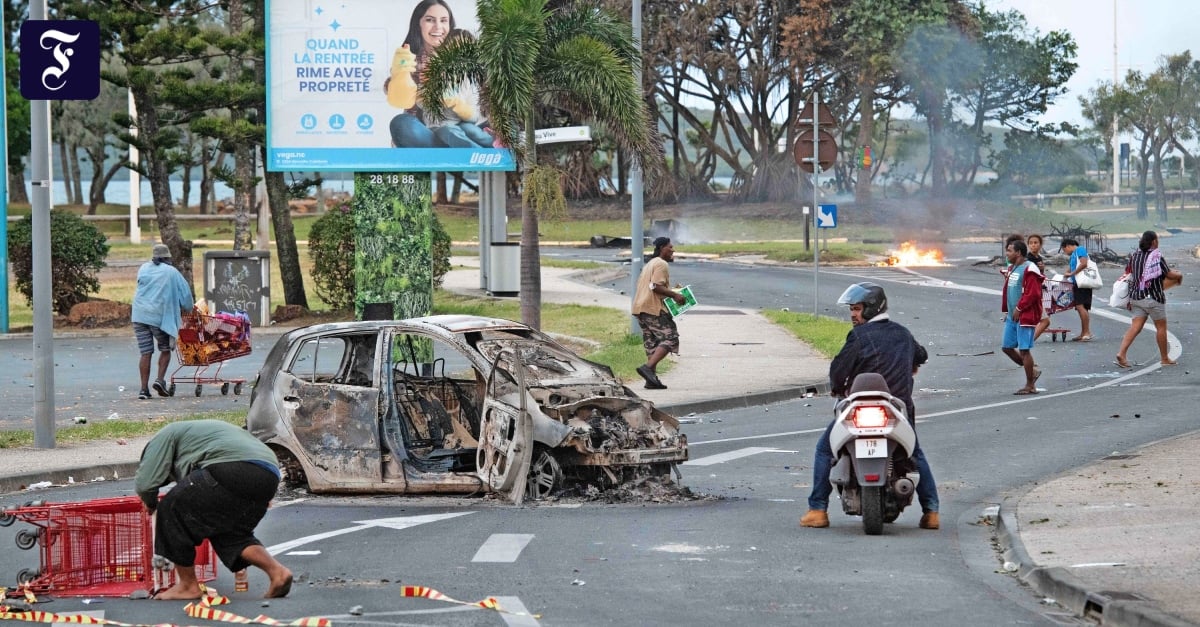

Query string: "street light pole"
[[628, 0, 644, 334], [1111, 0, 1120, 206], [31, 0, 56, 448]]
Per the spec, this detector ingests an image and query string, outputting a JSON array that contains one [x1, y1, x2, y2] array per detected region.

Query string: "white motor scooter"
[[828, 373, 920, 535]]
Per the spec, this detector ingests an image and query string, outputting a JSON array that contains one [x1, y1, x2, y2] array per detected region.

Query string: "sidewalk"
[[1, 258, 1196, 626]]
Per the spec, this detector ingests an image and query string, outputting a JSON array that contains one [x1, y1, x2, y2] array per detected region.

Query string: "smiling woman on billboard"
[[385, 2, 495, 149], [265, 0, 513, 172]]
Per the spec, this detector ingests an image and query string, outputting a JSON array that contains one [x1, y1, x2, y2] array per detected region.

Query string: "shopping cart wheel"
[[221, 382, 230, 396], [234, 382, 244, 395], [195, 384, 203, 397], [168, 383, 177, 397], [17, 568, 39, 585], [0, 508, 14, 527], [15, 528, 40, 550]]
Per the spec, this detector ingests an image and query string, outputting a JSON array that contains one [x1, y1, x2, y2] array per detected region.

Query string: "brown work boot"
[[919, 511, 940, 530], [799, 509, 829, 528]]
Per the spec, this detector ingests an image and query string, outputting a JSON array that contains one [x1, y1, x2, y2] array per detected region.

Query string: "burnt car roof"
[[278, 315, 530, 339]]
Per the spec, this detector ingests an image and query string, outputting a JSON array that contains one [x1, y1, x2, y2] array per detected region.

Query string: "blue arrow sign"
[[817, 204, 837, 228]]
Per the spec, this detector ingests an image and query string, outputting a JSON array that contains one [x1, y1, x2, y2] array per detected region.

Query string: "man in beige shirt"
[[632, 237, 686, 389]]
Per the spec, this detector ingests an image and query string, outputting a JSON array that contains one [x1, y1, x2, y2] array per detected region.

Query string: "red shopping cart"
[[170, 310, 252, 397], [1, 496, 217, 597]]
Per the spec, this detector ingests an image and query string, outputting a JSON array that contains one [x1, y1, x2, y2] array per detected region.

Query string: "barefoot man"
[[136, 420, 293, 599]]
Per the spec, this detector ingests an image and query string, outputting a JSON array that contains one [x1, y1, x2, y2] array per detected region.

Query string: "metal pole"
[[255, 153, 269, 250], [31, 0, 56, 448], [812, 90, 819, 315], [0, 5, 9, 334], [628, 0, 644, 335], [128, 90, 141, 244], [1111, 0, 1120, 206]]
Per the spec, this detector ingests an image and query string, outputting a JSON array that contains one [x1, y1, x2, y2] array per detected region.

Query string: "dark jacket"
[[829, 317, 923, 419]]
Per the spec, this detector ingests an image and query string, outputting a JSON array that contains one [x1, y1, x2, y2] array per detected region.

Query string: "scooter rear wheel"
[[862, 486, 885, 535]]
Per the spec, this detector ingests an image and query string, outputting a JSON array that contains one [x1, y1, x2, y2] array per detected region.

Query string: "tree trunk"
[[9, 169, 29, 204], [57, 138, 72, 204], [232, 145, 254, 250], [181, 168, 193, 212], [133, 86, 194, 293], [69, 145, 83, 206], [88, 160, 123, 213], [926, 95, 948, 199], [1136, 146, 1150, 220], [435, 172, 448, 204], [263, 166, 309, 308], [854, 77, 874, 211], [1152, 154, 1168, 221], [519, 120, 541, 330]]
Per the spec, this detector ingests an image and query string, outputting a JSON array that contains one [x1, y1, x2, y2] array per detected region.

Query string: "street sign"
[[794, 129, 837, 173], [797, 102, 836, 126], [817, 204, 837, 229]]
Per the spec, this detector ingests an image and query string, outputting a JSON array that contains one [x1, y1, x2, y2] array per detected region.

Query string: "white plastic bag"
[[1108, 273, 1131, 308]]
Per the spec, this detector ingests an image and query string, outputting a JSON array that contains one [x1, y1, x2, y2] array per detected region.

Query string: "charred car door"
[[275, 332, 384, 488], [386, 331, 484, 483], [476, 348, 534, 504]]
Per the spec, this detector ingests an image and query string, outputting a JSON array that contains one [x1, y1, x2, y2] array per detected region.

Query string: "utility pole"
[[1111, 0, 1120, 206], [628, 0, 644, 334], [30, 0, 56, 448]]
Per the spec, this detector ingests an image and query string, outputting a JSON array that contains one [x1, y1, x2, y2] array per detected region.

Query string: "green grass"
[[0, 412, 245, 449], [684, 241, 887, 263], [761, 309, 851, 359]]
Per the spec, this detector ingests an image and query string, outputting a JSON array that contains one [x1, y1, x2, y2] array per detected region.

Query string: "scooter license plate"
[[855, 438, 887, 459]]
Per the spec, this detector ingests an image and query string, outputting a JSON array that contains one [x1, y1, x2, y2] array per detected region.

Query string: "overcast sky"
[[988, 0, 1200, 130]]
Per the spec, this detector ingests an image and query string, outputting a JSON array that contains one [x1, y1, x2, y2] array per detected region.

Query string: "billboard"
[[266, 0, 515, 172]]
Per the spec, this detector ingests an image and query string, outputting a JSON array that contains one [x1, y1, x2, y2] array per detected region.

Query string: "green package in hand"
[[664, 285, 698, 316]]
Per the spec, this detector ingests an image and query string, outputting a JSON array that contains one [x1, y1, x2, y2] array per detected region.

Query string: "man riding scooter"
[[799, 282, 941, 530]]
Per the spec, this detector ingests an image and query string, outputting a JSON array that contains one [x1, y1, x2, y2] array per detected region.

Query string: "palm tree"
[[421, 0, 660, 329]]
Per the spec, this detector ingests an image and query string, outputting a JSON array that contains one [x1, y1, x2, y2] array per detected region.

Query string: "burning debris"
[[877, 241, 947, 267]]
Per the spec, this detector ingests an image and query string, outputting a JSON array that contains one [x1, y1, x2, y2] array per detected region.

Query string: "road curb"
[[0, 463, 139, 498], [657, 381, 830, 418], [995, 505, 1190, 627]]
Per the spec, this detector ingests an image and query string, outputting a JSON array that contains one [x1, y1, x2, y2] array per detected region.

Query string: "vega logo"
[[20, 20, 100, 100], [468, 152, 502, 166]]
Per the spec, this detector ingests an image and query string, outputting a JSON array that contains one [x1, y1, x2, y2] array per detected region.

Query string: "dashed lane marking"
[[472, 533, 535, 563]]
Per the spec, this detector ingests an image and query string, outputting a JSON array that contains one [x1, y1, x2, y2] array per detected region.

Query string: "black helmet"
[[837, 282, 887, 321]]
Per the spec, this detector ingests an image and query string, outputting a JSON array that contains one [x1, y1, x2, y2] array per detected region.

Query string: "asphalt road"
[[3, 247, 1199, 625]]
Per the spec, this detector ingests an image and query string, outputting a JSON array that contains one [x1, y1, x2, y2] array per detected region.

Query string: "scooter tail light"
[[850, 405, 889, 428], [864, 474, 881, 482]]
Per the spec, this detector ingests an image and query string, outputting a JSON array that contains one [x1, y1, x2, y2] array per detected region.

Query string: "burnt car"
[[246, 315, 688, 503]]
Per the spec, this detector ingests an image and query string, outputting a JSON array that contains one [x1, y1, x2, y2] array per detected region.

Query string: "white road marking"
[[683, 446, 796, 466], [284, 550, 321, 556], [496, 596, 542, 626], [472, 533, 535, 563], [266, 512, 472, 555]]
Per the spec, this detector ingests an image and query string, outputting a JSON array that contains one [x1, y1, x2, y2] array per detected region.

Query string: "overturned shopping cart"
[[0, 496, 217, 597], [169, 310, 252, 397]]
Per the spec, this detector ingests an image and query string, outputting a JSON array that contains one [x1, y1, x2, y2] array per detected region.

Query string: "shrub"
[[307, 204, 357, 311], [7, 211, 110, 315], [307, 203, 452, 312]]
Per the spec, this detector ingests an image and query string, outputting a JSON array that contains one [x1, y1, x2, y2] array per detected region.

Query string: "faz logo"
[[468, 152, 503, 166], [20, 20, 100, 100]]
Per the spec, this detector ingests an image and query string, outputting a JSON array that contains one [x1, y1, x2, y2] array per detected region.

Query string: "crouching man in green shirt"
[[136, 419, 293, 599]]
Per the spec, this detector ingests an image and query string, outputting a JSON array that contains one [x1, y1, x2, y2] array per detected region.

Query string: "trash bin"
[[488, 242, 519, 296], [203, 250, 270, 327]]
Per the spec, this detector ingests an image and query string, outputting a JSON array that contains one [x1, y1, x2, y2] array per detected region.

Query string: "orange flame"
[[880, 241, 945, 267]]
